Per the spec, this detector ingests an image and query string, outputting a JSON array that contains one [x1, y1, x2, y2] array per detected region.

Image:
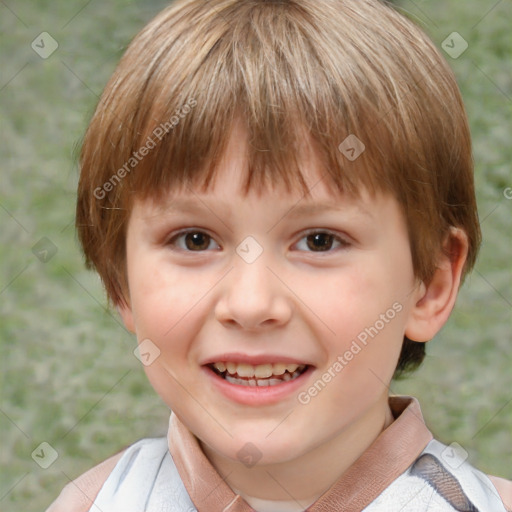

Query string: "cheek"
[[127, 259, 220, 359], [309, 265, 402, 334], [305, 259, 412, 377], [128, 257, 188, 329], [128, 265, 204, 406]]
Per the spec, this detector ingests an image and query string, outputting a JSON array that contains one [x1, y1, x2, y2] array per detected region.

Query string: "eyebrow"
[[285, 202, 371, 218]]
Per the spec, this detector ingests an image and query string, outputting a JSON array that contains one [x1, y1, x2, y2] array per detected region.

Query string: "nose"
[[214, 251, 293, 331]]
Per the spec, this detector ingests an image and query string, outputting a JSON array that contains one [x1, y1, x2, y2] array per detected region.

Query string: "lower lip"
[[202, 365, 314, 406]]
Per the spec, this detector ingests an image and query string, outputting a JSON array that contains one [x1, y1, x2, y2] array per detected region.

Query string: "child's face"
[[119, 128, 425, 466]]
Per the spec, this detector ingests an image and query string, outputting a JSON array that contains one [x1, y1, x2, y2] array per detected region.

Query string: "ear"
[[117, 299, 136, 333], [405, 227, 469, 342]]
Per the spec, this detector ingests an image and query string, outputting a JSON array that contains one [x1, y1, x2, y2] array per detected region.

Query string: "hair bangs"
[[110, 0, 400, 211]]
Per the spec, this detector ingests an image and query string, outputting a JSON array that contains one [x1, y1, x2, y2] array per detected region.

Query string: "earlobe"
[[405, 228, 469, 342]]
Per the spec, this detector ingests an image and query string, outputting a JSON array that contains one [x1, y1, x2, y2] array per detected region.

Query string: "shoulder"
[[488, 475, 512, 512], [45, 449, 126, 512], [408, 439, 511, 511]]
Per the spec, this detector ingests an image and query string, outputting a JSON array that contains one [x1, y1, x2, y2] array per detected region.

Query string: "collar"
[[167, 396, 433, 512]]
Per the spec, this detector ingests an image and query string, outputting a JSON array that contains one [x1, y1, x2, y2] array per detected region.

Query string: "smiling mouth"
[[208, 362, 309, 387]]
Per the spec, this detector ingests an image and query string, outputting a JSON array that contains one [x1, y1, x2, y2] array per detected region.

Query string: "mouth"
[[208, 361, 309, 387]]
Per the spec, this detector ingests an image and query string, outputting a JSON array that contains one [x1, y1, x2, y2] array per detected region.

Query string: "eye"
[[166, 229, 349, 253], [294, 230, 349, 253], [167, 230, 220, 251]]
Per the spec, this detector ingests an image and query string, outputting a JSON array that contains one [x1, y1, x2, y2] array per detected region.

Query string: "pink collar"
[[167, 396, 433, 511]]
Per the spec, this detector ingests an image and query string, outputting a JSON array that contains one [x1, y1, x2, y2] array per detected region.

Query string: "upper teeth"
[[212, 362, 305, 378]]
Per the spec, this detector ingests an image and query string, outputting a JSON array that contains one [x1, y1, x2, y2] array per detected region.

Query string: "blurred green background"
[[0, 1, 510, 510]]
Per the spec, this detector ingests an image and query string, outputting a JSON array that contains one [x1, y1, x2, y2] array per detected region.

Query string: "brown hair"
[[76, 0, 481, 377]]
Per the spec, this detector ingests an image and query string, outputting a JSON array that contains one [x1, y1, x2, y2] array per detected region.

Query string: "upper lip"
[[201, 353, 313, 367]]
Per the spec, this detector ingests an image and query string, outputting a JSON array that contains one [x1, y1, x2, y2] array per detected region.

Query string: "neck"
[[200, 393, 395, 511]]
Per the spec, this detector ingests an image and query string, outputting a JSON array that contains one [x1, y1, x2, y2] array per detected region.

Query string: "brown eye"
[[306, 233, 335, 251], [168, 230, 219, 251], [295, 231, 348, 253], [184, 232, 211, 250]]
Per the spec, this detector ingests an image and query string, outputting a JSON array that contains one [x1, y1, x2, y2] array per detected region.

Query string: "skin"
[[118, 125, 468, 511]]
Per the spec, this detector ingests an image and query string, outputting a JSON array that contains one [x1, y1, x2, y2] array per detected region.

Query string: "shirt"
[[46, 396, 512, 511]]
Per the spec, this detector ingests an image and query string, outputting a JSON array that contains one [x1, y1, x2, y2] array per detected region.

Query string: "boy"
[[48, 0, 511, 510]]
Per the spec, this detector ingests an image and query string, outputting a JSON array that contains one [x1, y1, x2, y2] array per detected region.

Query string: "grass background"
[[0, 0, 510, 510]]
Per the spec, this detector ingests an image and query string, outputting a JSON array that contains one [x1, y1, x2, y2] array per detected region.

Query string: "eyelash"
[[166, 229, 350, 254]]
